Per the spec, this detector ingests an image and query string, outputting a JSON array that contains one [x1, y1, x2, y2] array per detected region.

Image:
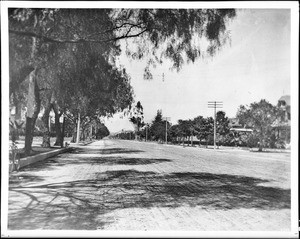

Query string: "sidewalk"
[[9, 137, 95, 172]]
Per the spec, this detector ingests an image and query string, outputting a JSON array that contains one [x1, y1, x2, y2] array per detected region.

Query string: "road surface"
[[8, 139, 291, 231]]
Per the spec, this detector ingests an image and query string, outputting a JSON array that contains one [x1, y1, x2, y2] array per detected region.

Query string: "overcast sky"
[[105, 9, 291, 133]]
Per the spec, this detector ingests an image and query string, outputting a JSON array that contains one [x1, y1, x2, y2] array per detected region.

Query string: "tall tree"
[[150, 110, 168, 142], [9, 8, 236, 153], [216, 111, 230, 146], [129, 101, 145, 140], [95, 123, 110, 139], [236, 99, 281, 151], [10, 8, 236, 76], [195, 117, 214, 146]]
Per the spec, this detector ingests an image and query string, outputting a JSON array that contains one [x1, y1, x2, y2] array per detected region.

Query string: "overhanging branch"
[[9, 28, 148, 44]]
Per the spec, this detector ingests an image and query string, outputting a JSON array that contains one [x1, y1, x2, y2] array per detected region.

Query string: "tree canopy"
[[236, 99, 283, 151], [9, 8, 236, 75], [129, 101, 145, 139], [8, 7, 236, 152]]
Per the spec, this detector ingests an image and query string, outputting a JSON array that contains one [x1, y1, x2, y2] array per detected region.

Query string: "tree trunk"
[[24, 69, 41, 156], [76, 113, 80, 144], [54, 112, 62, 146], [60, 115, 65, 148], [258, 138, 263, 152], [72, 126, 77, 143], [13, 98, 23, 140], [24, 17, 39, 156], [24, 117, 33, 155], [30, 76, 41, 147], [258, 130, 264, 152], [41, 102, 51, 148], [90, 124, 93, 140]]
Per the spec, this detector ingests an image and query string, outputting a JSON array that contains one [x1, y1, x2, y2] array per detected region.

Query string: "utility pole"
[[208, 101, 223, 150], [162, 117, 171, 144]]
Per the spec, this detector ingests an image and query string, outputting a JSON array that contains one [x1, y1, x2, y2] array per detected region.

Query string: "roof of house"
[[228, 118, 242, 128], [271, 118, 291, 128], [230, 128, 253, 132], [278, 95, 290, 106]]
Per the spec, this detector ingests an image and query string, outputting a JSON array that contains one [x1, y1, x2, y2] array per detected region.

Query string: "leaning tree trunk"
[[54, 114, 62, 146], [12, 97, 23, 141], [41, 101, 52, 148], [31, 76, 41, 146], [60, 116, 66, 148], [53, 109, 63, 146], [76, 113, 80, 144], [24, 15, 39, 156], [24, 70, 41, 156], [24, 117, 33, 155]]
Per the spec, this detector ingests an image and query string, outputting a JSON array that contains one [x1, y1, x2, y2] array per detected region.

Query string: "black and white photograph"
[[1, 1, 299, 238]]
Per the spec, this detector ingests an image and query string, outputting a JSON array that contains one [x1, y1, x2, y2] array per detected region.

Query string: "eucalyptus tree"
[[149, 110, 169, 142], [129, 101, 145, 140], [9, 8, 236, 154]]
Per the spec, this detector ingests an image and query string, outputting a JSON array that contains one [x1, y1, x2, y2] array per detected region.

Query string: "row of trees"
[[118, 99, 289, 151], [9, 8, 236, 155]]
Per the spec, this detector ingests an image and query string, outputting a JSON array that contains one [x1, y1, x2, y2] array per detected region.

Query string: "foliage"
[[236, 99, 283, 151], [9, 8, 236, 78], [149, 110, 170, 141], [129, 101, 145, 133], [95, 124, 110, 139], [8, 8, 236, 149], [109, 9, 236, 75], [195, 117, 214, 143]]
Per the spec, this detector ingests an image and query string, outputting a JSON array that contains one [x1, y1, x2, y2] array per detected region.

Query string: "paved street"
[[8, 139, 291, 230]]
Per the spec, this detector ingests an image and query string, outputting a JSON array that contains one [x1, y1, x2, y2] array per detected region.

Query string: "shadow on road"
[[71, 147, 144, 155], [9, 169, 290, 230]]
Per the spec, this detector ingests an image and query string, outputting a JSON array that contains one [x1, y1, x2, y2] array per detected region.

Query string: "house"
[[272, 95, 291, 148], [228, 118, 253, 133]]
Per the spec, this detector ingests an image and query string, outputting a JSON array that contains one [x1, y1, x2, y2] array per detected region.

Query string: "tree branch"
[[9, 27, 149, 44]]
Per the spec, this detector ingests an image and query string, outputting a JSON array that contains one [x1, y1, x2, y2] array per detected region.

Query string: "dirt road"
[[8, 139, 291, 231]]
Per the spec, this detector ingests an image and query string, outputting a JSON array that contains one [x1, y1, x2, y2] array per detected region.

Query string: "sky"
[[104, 8, 291, 133]]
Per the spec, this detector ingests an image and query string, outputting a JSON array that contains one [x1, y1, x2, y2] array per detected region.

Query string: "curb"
[[69, 140, 96, 147], [9, 147, 73, 172]]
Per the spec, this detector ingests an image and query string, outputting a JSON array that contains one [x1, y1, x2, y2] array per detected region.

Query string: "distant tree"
[[193, 115, 205, 145], [169, 124, 183, 144], [129, 101, 145, 140], [150, 110, 169, 142], [236, 99, 282, 151], [177, 120, 194, 145], [216, 111, 230, 146], [95, 124, 110, 139], [196, 117, 214, 146]]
